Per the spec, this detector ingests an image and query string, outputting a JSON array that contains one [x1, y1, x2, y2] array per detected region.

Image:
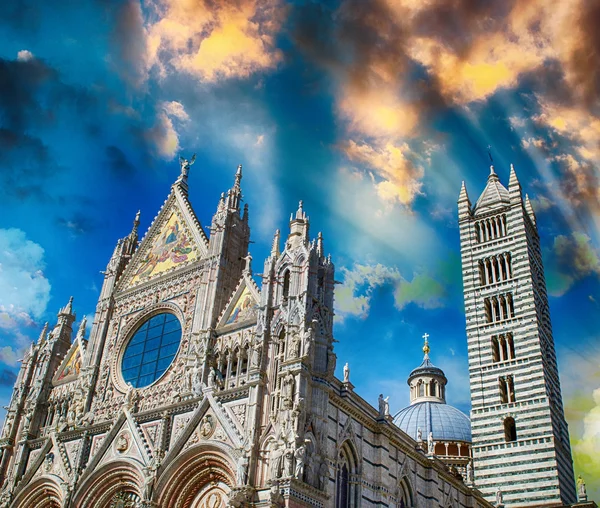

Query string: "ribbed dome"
[[393, 401, 471, 442]]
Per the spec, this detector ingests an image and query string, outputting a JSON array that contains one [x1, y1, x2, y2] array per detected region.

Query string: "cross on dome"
[[422, 333, 430, 356]]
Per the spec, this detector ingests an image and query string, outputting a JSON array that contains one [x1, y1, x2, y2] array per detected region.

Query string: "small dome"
[[408, 357, 447, 384], [393, 401, 471, 442]]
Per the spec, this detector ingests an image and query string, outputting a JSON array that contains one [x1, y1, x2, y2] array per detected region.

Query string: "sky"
[[0, 0, 599, 499]]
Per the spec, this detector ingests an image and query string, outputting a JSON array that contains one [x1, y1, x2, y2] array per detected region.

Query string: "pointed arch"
[[12, 476, 63, 508], [398, 475, 415, 508], [156, 443, 235, 508], [336, 440, 360, 508], [71, 459, 143, 508]]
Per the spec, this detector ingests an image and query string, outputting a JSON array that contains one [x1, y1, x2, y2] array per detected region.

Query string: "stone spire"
[[525, 194, 536, 226], [271, 229, 281, 257], [59, 297, 74, 318], [76, 316, 87, 340], [37, 322, 48, 344], [287, 200, 310, 250], [317, 232, 324, 257], [226, 164, 243, 211]]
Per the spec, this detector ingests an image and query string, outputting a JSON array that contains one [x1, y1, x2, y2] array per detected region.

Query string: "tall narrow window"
[[282, 270, 291, 301], [491, 336, 500, 362], [504, 417, 517, 442], [499, 377, 508, 403]]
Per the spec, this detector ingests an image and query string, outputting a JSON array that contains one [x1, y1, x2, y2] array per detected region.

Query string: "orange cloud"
[[147, 0, 284, 82], [342, 140, 423, 206]]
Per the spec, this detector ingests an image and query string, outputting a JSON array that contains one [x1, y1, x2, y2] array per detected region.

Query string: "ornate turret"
[[407, 334, 448, 404]]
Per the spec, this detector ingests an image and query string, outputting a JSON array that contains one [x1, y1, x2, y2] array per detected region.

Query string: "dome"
[[408, 357, 447, 384], [393, 401, 471, 443]]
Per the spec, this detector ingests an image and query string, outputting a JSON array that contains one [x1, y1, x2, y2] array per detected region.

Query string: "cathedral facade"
[[0, 159, 593, 508]]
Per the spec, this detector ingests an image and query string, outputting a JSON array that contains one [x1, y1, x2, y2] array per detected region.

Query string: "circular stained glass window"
[[121, 313, 182, 388]]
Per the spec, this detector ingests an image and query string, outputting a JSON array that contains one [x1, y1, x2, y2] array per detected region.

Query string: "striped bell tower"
[[458, 164, 576, 506]]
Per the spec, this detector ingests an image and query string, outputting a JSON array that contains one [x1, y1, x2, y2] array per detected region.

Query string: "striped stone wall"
[[458, 174, 577, 507]]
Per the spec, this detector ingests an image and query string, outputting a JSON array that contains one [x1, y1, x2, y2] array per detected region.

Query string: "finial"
[[271, 229, 281, 256], [77, 316, 87, 338], [422, 332, 430, 356], [317, 232, 324, 256], [38, 322, 49, 343], [236, 164, 242, 177], [490, 165, 495, 175], [131, 210, 141, 237], [296, 200, 304, 220]]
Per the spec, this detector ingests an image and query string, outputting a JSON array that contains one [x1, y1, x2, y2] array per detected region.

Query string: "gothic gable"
[[52, 341, 84, 386], [118, 188, 208, 290], [217, 274, 260, 330]]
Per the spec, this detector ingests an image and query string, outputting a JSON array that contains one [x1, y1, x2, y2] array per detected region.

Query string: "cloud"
[[561, 347, 600, 499], [546, 232, 600, 296], [335, 263, 449, 320], [342, 140, 424, 206], [16, 50, 34, 62], [0, 229, 51, 319], [146, 0, 284, 82], [336, 264, 400, 320]]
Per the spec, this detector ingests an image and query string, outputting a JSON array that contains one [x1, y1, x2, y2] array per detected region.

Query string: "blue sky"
[[0, 0, 599, 498]]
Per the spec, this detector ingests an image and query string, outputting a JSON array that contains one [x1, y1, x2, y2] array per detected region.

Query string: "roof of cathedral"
[[408, 356, 446, 383], [395, 334, 471, 442], [393, 401, 471, 442], [474, 166, 510, 214]]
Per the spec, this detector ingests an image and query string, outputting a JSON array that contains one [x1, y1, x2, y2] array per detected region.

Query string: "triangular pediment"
[[53, 341, 84, 385], [118, 187, 208, 290], [217, 275, 261, 330]]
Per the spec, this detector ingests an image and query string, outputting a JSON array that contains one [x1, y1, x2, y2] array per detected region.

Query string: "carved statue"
[[294, 442, 307, 479], [116, 433, 129, 452], [3, 414, 13, 438], [466, 460, 473, 482], [303, 325, 314, 358], [142, 465, 157, 500], [495, 488, 503, 505], [251, 343, 262, 368], [178, 153, 196, 177], [236, 452, 249, 485], [200, 415, 214, 438], [577, 475, 587, 500], [417, 427, 422, 441], [384, 396, 390, 416], [123, 383, 138, 410], [191, 363, 203, 397], [208, 367, 217, 388], [427, 432, 434, 454], [270, 440, 285, 480], [378, 394, 385, 417], [284, 446, 294, 477], [343, 362, 350, 383], [281, 374, 295, 409], [43, 452, 54, 472]]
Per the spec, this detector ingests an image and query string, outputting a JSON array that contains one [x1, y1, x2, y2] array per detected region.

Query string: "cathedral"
[[0, 157, 595, 508]]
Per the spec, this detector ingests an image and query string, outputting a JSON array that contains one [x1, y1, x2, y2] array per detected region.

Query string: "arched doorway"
[[71, 460, 143, 507], [156, 444, 235, 508], [11, 477, 63, 508]]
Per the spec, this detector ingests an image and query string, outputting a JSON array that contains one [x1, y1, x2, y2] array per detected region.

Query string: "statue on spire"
[[178, 153, 196, 178]]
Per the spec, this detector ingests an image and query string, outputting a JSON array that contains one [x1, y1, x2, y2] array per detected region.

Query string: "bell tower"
[[458, 165, 576, 506]]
